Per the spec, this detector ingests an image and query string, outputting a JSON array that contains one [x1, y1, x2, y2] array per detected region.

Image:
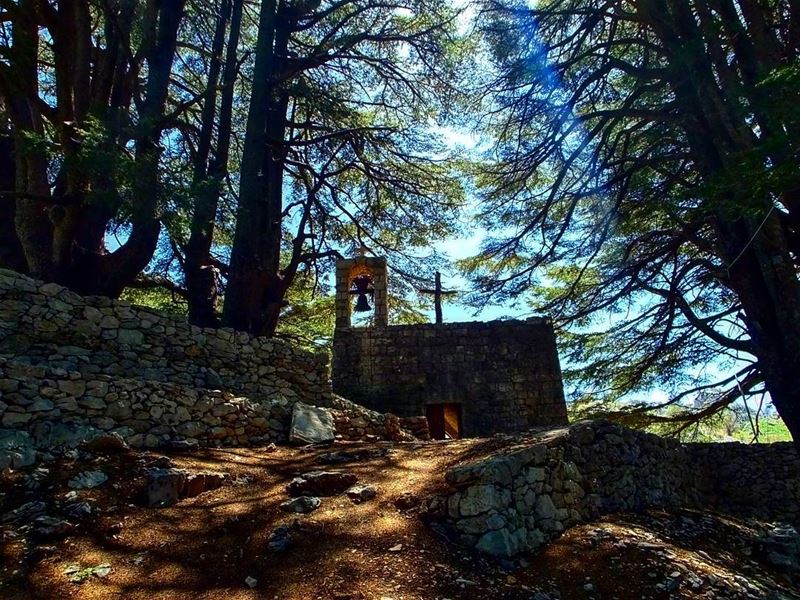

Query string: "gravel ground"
[[1, 440, 798, 600]]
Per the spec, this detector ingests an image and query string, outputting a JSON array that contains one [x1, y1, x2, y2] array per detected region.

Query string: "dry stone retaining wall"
[[330, 395, 414, 441], [0, 270, 420, 460], [0, 269, 330, 405], [0, 356, 415, 465], [0, 356, 293, 448], [426, 421, 800, 558]]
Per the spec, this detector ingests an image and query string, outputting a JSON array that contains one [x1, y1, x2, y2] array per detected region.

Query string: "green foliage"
[[120, 287, 188, 316], [276, 273, 336, 351], [465, 0, 800, 438]]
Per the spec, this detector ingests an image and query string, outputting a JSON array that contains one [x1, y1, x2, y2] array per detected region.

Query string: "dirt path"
[[2, 441, 798, 599]]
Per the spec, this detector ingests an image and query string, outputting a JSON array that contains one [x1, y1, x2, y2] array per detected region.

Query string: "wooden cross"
[[420, 271, 458, 324]]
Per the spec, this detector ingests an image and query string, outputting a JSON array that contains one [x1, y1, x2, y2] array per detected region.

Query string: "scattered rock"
[[286, 471, 358, 497], [68, 470, 108, 490], [394, 492, 420, 511], [2, 500, 47, 523], [82, 432, 129, 454], [280, 496, 322, 514], [144, 468, 187, 507], [317, 448, 389, 464], [132, 553, 148, 566], [0, 429, 36, 469], [346, 484, 377, 504], [267, 525, 292, 552], [33, 516, 74, 537], [184, 472, 227, 497], [65, 502, 92, 519], [143, 468, 228, 507]]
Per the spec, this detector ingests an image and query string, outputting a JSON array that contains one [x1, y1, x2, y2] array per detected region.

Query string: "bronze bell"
[[354, 293, 372, 312], [351, 274, 374, 312]]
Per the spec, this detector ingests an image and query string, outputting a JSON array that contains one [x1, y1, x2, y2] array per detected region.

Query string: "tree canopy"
[[0, 0, 467, 336], [2, 0, 799, 444], [465, 0, 800, 443]]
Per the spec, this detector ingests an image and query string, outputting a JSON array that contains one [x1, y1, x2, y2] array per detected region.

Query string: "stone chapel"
[[330, 255, 568, 438]]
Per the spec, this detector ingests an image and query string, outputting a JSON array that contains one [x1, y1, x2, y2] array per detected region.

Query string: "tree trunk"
[[7, 1, 53, 280], [638, 0, 800, 446], [2, 0, 184, 297], [185, 0, 243, 327], [720, 211, 800, 447], [0, 133, 26, 272], [71, 0, 185, 297], [222, 0, 290, 336]]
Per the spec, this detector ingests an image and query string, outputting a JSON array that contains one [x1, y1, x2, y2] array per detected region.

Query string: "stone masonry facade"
[[332, 319, 568, 437]]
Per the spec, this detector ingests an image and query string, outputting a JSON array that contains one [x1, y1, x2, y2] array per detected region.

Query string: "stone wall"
[[332, 319, 568, 436], [0, 270, 428, 457], [426, 421, 800, 558], [0, 356, 294, 449], [0, 269, 331, 406], [0, 357, 417, 455], [330, 396, 414, 441]]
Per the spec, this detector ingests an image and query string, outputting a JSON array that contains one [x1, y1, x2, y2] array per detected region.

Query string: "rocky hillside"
[[1, 432, 799, 599]]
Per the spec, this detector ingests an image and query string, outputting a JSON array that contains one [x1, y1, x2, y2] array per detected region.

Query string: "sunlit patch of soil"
[[1, 441, 797, 600]]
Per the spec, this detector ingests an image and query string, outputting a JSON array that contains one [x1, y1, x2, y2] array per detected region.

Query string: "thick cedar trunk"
[[223, 0, 291, 336], [10, 1, 54, 280], [721, 212, 800, 446], [5, 0, 184, 297], [185, 0, 243, 327], [639, 0, 800, 446], [90, 0, 185, 297], [0, 134, 26, 272]]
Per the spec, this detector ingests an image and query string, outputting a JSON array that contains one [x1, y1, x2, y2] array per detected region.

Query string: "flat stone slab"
[[289, 403, 335, 445]]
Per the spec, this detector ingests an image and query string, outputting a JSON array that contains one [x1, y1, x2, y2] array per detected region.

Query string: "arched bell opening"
[[349, 265, 375, 326], [335, 255, 388, 329]]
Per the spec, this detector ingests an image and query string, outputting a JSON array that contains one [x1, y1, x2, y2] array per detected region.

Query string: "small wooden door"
[[426, 403, 462, 439]]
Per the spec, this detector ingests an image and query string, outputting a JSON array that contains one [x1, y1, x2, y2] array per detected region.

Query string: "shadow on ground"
[[1, 440, 798, 600]]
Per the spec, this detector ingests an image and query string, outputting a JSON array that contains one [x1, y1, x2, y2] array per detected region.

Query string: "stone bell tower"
[[331, 253, 568, 438], [334, 254, 388, 329]]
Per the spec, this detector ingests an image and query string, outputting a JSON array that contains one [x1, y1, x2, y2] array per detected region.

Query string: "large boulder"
[[289, 402, 335, 445]]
